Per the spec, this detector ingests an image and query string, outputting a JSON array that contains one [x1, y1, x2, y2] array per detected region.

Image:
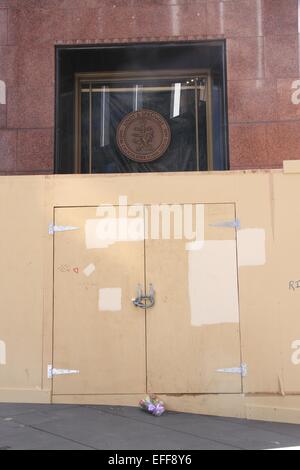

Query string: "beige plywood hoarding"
[[0, 169, 300, 423]]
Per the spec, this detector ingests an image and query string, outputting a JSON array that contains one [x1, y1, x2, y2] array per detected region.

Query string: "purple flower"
[[153, 403, 165, 416], [139, 396, 165, 416]]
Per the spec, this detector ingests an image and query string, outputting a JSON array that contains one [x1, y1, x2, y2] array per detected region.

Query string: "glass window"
[[56, 42, 228, 173], [76, 73, 212, 174]]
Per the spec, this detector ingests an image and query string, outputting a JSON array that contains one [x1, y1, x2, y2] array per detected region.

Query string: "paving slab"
[[27, 406, 237, 450], [0, 403, 73, 418], [0, 404, 299, 450], [88, 405, 300, 450], [0, 426, 91, 450]]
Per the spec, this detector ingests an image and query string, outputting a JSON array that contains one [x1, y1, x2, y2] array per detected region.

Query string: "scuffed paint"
[[83, 263, 96, 277], [188, 240, 239, 326], [237, 228, 266, 267], [99, 288, 122, 312], [291, 340, 300, 365], [0, 81, 6, 105], [185, 240, 204, 251], [0, 340, 6, 365]]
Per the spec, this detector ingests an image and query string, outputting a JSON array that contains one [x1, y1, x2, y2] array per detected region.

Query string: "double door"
[[52, 204, 241, 396]]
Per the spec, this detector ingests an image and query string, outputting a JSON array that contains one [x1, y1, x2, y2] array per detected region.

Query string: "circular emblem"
[[116, 109, 171, 163]]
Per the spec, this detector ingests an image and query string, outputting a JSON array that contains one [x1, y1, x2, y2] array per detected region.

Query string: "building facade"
[[2, 1, 300, 424], [0, 0, 300, 174]]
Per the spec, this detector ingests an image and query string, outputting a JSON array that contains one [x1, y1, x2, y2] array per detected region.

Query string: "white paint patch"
[[0, 340, 6, 365], [0, 80, 6, 105], [237, 229, 266, 267], [185, 240, 204, 251], [85, 218, 144, 249], [99, 288, 122, 312], [185, 204, 204, 250], [188, 240, 239, 326], [291, 340, 300, 365], [83, 263, 96, 277]]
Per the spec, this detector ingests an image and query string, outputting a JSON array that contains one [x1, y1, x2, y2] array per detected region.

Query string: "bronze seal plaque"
[[116, 109, 171, 163]]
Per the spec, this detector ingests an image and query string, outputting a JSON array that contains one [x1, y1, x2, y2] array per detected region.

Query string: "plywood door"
[[146, 203, 242, 394], [53, 207, 146, 395]]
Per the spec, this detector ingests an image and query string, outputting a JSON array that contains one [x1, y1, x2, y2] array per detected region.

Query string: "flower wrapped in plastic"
[[139, 395, 165, 417]]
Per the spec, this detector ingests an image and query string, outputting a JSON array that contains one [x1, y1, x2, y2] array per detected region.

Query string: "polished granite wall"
[[0, 0, 299, 174]]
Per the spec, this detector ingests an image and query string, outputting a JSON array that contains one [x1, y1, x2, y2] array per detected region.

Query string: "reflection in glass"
[[170, 83, 181, 119], [100, 86, 110, 148], [133, 84, 143, 112]]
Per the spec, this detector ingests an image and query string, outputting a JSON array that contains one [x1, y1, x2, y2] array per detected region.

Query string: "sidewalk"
[[0, 404, 300, 450]]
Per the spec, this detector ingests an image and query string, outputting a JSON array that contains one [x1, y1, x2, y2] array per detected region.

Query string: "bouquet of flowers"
[[139, 395, 165, 417]]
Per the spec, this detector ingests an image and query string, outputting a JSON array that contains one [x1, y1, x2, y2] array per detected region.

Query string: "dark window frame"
[[55, 40, 229, 174]]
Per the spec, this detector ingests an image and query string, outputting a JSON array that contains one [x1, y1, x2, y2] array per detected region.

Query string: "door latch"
[[132, 284, 155, 309]]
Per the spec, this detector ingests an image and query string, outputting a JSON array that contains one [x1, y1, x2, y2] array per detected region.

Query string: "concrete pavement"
[[0, 404, 300, 450]]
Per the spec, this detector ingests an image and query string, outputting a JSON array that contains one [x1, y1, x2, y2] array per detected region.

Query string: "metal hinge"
[[209, 219, 241, 229], [47, 365, 80, 379], [48, 224, 80, 235], [217, 363, 247, 378]]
